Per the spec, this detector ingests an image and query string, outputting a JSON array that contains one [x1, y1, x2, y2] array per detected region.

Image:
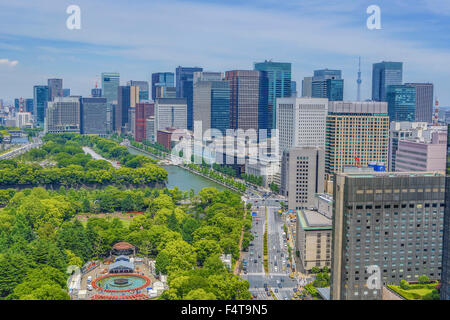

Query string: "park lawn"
[[76, 214, 133, 228], [388, 282, 438, 300]]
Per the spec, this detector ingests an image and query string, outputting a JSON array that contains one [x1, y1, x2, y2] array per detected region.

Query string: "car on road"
[[267, 292, 271, 297], [274, 289, 279, 293], [87, 284, 93, 291]]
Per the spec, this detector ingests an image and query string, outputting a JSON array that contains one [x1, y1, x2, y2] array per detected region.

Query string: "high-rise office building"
[[135, 102, 154, 142], [127, 80, 149, 101], [14, 98, 19, 110], [325, 101, 389, 174], [302, 77, 313, 97], [115, 85, 139, 134], [331, 171, 446, 300], [254, 61, 291, 130], [155, 86, 176, 99], [441, 125, 450, 300], [62, 88, 71, 97], [25, 99, 33, 114], [176, 67, 203, 130], [372, 61, 403, 102], [80, 97, 108, 135], [154, 98, 187, 132], [276, 97, 328, 153], [280, 147, 325, 210], [33, 85, 48, 127], [47, 79, 63, 101], [101, 72, 120, 104], [404, 83, 433, 123], [291, 81, 297, 98], [152, 72, 175, 100], [387, 85, 417, 122], [311, 69, 344, 101], [91, 88, 102, 98], [45, 97, 80, 133], [225, 70, 268, 132], [193, 72, 230, 135]]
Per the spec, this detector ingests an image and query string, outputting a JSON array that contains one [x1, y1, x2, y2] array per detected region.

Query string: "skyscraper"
[[135, 102, 154, 142], [154, 98, 187, 132], [225, 70, 268, 132], [302, 77, 313, 97], [47, 78, 63, 101], [101, 72, 120, 103], [280, 147, 325, 210], [325, 101, 389, 174], [254, 61, 292, 129], [80, 97, 108, 135], [291, 81, 297, 98], [311, 69, 344, 101], [45, 97, 80, 133], [331, 171, 446, 300], [387, 85, 417, 122], [127, 80, 149, 101], [276, 97, 328, 153], [152, 72, 175, 100], [115, 85, 139, 134], [193, 72, 230, 135], [405, 83, 434, 123], [372, 61, 403, 102], [33, 85, 48, 127], [176, 67, 203, 130], [25, 99, 33, 114], [62, 88, 71, 97], [441, 125, 450, 300], [91, 88, 102, 98]]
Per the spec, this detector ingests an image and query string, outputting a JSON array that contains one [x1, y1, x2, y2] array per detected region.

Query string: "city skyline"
[[0, 0, 450, 105]]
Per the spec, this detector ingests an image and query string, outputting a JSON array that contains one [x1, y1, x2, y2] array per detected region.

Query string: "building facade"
[[225, 70, 268, 132], [405, 83, 433, 123], [302, 77, 313, 97], [154, 98, 187, 132], [254, 61, 291, 130], [387, 85, 417, 122], [276, 97, 328, 153], [101, 72, 120, 104], [47, 78, 63, 101], [331, 171, 446, 300], [33, 85, 48, 127], [127, 80, 149, 101], [45, 97, 81, 133], [296, 209, 332, 272], [325, 101, 389, 174], [135, 102, 154, 142], [80, 97, 108, 135], [176, 67, 203, 130], [441, 125, 450, 300], [311, 69, 344, 102], [193, 72, 230, 135], [152, 72, 174, 100], [395, 131, 447, 172], [372, 61, 403, 102], [281, 147, 325, 210]]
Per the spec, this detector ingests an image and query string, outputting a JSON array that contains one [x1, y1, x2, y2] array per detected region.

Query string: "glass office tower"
[[387, 85, 417, 122], [151, 72, 174, 100], [33, 85, 48, 127], [176, 66, 203, 130], [372, 61, 403, 101], [101, 72, 120, 104], [254, 61, 291, 130], [311, 69, 343, 102]]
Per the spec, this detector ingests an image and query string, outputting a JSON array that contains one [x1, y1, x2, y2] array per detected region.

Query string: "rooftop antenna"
[[357, 56, 362, 101]]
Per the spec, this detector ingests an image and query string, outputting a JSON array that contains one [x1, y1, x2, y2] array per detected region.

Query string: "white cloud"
[[0, 59, 19, 67]]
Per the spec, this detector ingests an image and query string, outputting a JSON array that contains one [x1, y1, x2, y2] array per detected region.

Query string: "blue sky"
[[0, 0, 449, 105]]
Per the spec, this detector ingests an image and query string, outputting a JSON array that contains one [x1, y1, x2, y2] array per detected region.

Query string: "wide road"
[[242, 196, 296, 300]]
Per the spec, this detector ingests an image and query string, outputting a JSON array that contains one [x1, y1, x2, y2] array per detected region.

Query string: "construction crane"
[[354, 156, 361, 168]]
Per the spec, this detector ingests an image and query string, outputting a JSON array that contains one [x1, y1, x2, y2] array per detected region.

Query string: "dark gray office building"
[[48, 78, 63, 101], [372, 61, 403, 102], [33, 85, 48, 127], [81, 97, 108, 136], [405, 83, 434, 123], [331, 171, 446, 300], [176, 66, 203, 130]]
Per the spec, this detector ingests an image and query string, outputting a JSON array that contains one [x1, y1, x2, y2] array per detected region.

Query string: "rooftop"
[[297, 209, 332, 231]]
